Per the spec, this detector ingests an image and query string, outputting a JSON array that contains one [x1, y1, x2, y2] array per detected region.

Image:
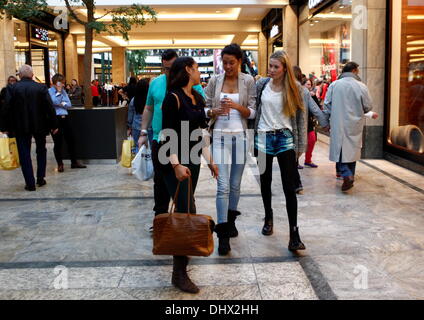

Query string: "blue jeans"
[[132, 127, 153, 154], [212, 132, 246, 224], [337, 152, 357, 178]]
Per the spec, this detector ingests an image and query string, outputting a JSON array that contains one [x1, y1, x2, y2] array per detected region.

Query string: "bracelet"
[[172, 164, 181, 170]]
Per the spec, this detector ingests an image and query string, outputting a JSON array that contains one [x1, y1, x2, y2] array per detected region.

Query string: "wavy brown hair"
[[269, 51, 305, 117]]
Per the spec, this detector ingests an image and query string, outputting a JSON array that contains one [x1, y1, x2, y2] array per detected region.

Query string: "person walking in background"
[[68, 79, 83, 106], [91, 80, 100, 106], [253, 51, 307, 251], [204, 43, 257, 256], [2, 65, 58, 191], [138, 49, 205, 218], [0, 76, 17, 128], [302, 78, 328, 168], [160, 57, 218, 294], [323, 62, 373, 192], [48, 73, 87, 173], [127, 78, 151, 153], [292, 67, 328, 194], [120, 77, 138, 103]]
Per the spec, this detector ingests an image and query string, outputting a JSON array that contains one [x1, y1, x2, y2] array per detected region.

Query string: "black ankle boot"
[[288, 226, 306, 251], [228, 210, 241, 238], [171, 256, 199, 294], [215, 223, 231, 256], [262, 210, 274, 236]]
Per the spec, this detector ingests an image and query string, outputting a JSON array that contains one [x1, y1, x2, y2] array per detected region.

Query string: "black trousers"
[[163, 164, 200, 214], [151, 140, 171, 215], [15, 134, 47, 187], [257, 149, 298, 228], [92, 96, 100, 106], [51, 116, 77, 165], [294, 160, 303, 190]]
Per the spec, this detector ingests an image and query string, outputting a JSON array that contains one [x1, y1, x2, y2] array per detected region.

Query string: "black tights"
[[257, 149, 298, 228]]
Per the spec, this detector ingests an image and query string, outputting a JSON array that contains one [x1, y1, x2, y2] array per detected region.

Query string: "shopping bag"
[[120, 136, 135, 168], [131, 143, 154, 181], [0, 134, 20, 170]]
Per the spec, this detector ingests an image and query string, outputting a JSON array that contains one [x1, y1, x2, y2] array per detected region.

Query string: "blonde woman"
[[253, 51, 307, 251]]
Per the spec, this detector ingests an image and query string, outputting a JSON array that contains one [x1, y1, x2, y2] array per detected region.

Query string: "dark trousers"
[[257, 149, 298, 227], [51, 116, 77, 165], [294, 160, 303, 190], [163, 164, 200, 214], [15, 134, 47, 187], [152, 140, 172, 215], [92, 96, 100, 106]]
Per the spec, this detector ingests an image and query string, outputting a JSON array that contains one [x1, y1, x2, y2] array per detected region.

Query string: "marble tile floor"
[[0, 138, 423, 300]]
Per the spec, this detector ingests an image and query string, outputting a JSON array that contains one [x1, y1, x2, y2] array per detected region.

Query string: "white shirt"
[[213, 93, 244, 133], [258, 83, 292, 132]]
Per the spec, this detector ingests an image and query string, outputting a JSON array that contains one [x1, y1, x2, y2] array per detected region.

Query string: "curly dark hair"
[[221, 43, 243, 61]]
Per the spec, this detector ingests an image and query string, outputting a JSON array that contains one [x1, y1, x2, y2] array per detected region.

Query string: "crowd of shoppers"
[[0, 45, 377, 295]]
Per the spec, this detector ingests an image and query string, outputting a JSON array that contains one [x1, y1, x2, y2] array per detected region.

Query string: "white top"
[[213, 93, 244, 133], [258, 83, 292, 132]]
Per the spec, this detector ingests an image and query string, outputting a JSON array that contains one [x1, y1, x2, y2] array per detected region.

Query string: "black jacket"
[[0, 86, 10, 132], [3, 78, 58, 135]]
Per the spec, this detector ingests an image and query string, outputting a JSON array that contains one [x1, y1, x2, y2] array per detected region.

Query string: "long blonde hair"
[[269, 51, 305, 117]]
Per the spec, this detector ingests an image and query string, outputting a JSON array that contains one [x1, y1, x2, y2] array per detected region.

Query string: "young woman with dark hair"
[[159, 57, 219, 294], [127, 79, 151, 152], [204, 43, 257, 256]]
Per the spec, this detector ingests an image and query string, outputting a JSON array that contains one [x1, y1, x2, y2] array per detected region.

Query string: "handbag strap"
[[169, 176, 194, 215]]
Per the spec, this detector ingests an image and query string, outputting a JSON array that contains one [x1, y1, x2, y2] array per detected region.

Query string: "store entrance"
[[30, 44, 50, 85]]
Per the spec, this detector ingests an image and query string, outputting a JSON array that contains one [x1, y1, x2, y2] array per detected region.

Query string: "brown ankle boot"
[[171, 256, 199, 294]]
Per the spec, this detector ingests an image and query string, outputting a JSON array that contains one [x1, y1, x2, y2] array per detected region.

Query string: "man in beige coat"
[[323, 62, 374, 192]]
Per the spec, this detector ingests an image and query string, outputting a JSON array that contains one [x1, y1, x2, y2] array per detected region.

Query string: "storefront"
[[386, 0, 424, 166], [262, 8, 283, 55], [12, 13, 66, 85], [299, 0, 362, 83]]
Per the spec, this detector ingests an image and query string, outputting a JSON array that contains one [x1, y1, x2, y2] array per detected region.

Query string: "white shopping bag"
[[131, 143, 154, 181]]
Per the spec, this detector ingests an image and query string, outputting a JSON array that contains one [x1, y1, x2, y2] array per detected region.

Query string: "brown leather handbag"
[[152, 177, 215, 257]]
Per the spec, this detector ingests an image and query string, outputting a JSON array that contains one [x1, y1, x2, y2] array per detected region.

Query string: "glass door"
[[30, 44, 50, 85]]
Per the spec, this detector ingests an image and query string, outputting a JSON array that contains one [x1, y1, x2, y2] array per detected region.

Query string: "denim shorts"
[[254, 129, 295, 156]]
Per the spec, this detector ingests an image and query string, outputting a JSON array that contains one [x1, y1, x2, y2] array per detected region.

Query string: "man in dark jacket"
[[0, 76, 18, 131], [3, 65, 58, 191]]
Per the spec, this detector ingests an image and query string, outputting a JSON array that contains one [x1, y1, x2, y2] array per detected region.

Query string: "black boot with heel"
[[215, 223, 231, 256], [228, 210, 241, 238], [288, 226, 306, 251], [262, 210, 274, 236], [171, 256, 199, 294]]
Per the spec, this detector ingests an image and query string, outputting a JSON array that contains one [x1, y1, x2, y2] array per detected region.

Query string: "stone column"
[[258, 31, 268, 77], [283, 5, 299, 66], [360, 0, 387, 159], [64, 34, 78, 83], [0, 18, 16, 88], [112, 47, 126, 84]]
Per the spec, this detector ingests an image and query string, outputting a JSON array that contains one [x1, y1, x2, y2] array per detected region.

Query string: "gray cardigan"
[[204, 72, 257, 131], [254, 77, 308, 154]]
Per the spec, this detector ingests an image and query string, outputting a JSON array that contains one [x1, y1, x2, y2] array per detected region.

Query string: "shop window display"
[[299, 2, 353, 84], [389, 0, 424, 156]]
